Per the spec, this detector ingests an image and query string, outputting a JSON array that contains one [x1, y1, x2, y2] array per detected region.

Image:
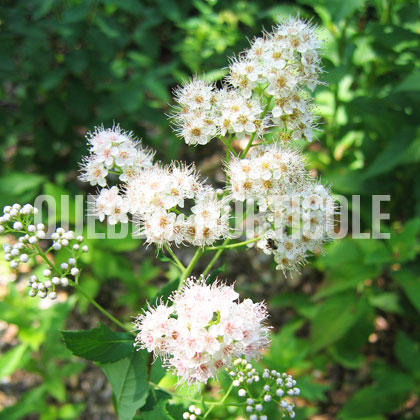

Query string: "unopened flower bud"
[[70, 268, 79, 276], [52, 242, 61, 251], [13, 222, 23, 231]]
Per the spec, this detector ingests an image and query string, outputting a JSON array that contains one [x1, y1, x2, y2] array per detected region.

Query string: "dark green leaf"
[[62, 324, 133, 363], [395, 331, 420, 372]]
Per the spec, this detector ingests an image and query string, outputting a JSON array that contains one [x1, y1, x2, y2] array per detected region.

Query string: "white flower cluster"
[[88, 157, 231, 247], [227, 143, 307, 202], [171, 82, 270, 145], [230, 358, 299, 419], [227, 142, 334, 271], [134, 278, 269, 384], [228, 18, 322, 142], [255, 182, 334, 271], [172, 18, 322, 146], [0, 204, 88, 299], [79, 125, 154, 187]]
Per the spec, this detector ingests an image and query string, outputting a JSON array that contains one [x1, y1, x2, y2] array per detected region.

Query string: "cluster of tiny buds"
[[229, 358, 298, 419], [0, 203, 38, 234], [0, 203, 89, 300], [182, 405, 202, 420], [50, 227, 88, 252]]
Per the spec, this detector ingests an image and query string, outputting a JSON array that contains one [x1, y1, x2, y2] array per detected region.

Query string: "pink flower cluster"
[[134, 278, 270, 384]]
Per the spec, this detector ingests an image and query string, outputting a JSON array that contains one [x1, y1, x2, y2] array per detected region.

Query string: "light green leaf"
[[0, 343, 30, 379], [310, 293, 369, 352], [0, 386, 46, 420], [369, 292, 403, 314], [101, 351, 150, 420]]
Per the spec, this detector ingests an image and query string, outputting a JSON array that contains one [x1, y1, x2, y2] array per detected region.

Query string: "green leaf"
[[45, 375, 67, 402], [310, 293, 369, 352], [298, 0, 367, 22], [0, 386, 46, 420], [101, 351, 150, 420], [330, 310, 373, 369], [0, 343, 30, 378], [141, 389, 174, 420], [270, 292, 318, 319], [339, 367, 414, 418], [395, 331, 420, 372], [364, 128, 414, 178], [389, 219, 420, 263], [0, 172, 45, 197], [62, 324, 134, 363], [395, 69, 420, 92], [394, 270, 420, 316], [150, 358, 167, 385], [369, 292, 403, 314], [153, 277, 180, 305]]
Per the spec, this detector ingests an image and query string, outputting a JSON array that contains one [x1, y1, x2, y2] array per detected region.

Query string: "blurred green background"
[[1, 0, 420, 419]]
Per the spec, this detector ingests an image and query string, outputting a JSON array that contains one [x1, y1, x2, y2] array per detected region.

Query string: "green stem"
[[163, 243, 186, 271], [219, 135, 238, 157], [72, 283, 133, 334], [34, 243, 131, 334], [203, 381, 235, 419], [205, 235, 262, 251], [178, 247, 204, 289], [202, 239, 230, 277]]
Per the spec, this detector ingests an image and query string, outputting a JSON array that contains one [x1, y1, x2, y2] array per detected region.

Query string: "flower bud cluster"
[[182, 405, 202, 420], [0, 204, 88, 299], [134, 277, 270, 384], [230, 358, 299, 419], [79, 124, 155, 187]]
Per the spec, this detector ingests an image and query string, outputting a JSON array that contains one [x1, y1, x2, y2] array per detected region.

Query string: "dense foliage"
[[1, 0, 420, 419]]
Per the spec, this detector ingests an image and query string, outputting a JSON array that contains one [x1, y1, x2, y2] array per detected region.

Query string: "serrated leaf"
[[62, 324, 133, 363], [101, 351, 150, 420]]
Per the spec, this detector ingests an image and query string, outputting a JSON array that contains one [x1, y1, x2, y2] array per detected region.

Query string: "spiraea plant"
[[0, 17, 335, 420]]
